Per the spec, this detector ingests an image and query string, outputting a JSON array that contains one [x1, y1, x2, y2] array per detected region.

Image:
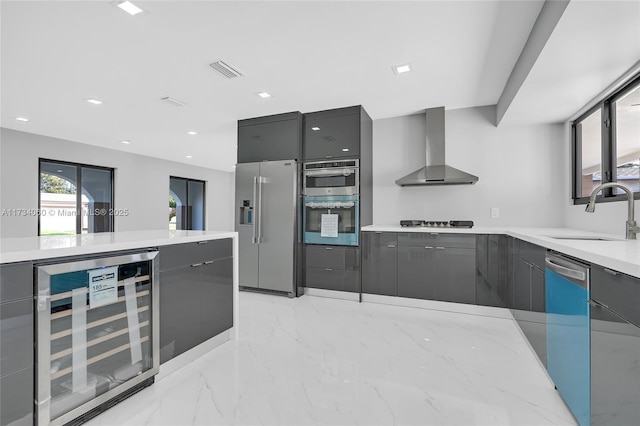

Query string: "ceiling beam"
[[496, 0, 570, 126]]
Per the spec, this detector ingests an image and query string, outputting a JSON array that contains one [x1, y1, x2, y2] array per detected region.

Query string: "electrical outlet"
[[491, 207, 499, 218]]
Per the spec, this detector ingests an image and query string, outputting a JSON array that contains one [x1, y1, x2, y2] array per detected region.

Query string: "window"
[[39, 159, 114, 235], [169, 177, 205, 230], [573, 74, 640, 203]]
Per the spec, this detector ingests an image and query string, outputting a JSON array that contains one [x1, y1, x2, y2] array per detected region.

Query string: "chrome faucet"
[[585, 182, 639, 239]]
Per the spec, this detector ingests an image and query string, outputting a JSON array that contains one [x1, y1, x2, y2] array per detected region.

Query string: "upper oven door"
[[303, 167, 359, 196]]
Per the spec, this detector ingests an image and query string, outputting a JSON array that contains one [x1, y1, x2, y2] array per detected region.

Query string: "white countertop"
[[0, 230, 237, 264], [362, 225, 640, 278]]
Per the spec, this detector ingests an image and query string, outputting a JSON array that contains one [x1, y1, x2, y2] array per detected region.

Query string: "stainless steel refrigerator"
[[235, 159, 299, 296]]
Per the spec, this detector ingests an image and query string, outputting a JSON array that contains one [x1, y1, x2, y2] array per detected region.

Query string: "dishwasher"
[[545, 251, 591, 426]]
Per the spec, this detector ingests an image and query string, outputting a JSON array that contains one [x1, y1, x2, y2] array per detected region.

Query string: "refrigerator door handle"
[[257, 176, 264, 244], [252, 176, 259, 244]]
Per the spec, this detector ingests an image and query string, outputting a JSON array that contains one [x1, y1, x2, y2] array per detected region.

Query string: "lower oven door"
[[303, 195, 359, 246]]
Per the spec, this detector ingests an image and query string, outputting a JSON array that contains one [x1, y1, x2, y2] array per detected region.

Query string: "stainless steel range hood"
[[395, 107, 478, 186]]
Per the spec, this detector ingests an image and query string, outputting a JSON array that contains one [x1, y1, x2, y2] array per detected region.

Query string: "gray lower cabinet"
[[201, 257, 233, 340], [590, 265, 640, 425], [361, 232, 397, 296], [304, 245, 360, 293], [159, 239, 233, 364], [0, 367, 33, 426], [510, 239, 546, 366], [476, 235, 509, 307], [0, 261, 33, 426], [397, 233, 476, 304]]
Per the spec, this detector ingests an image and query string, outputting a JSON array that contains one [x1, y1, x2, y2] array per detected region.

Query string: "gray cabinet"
[[159, 239, 233, 364], [510, 239, 546, 366], [397, 233, 475, 304], [237, 112, 302, 163], [590, 267, 640, 425], [476, 235, 509, 307], [304, 245, 360, 293], [303, 106, 371, 161], [0, 261, 33, 426], [362, 232, 398, 296]]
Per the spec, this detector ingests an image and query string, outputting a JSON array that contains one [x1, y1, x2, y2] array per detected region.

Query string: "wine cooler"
[[36, 251, 159, 426]]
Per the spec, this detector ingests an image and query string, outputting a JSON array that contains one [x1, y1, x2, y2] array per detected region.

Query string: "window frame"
[[572, 73, 640, 205], [38, 158, 115, 235], [169, 176, 206, 230]]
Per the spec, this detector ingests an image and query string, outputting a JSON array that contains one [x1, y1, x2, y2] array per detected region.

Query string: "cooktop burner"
[[400, 220, 474, 228]]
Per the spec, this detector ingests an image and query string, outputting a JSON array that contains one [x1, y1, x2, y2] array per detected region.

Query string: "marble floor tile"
[[86, 292, 576, 426]]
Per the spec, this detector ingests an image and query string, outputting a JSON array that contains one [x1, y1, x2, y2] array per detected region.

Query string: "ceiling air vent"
[[160, 96, 186, 107], [209, 60, 244, 79]]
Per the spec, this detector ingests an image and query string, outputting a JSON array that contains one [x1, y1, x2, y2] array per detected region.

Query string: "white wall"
[[0, 128, 234, 237], [372, 106, 566, 227]]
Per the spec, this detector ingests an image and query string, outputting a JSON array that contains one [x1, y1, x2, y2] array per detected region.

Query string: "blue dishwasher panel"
[[546, 268, 590, 426]]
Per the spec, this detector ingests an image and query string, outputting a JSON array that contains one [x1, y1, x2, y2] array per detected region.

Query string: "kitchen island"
[[0, 230, 238, 426]]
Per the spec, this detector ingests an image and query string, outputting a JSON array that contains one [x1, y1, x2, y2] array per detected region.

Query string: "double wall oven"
[[303, 160, 359, 246]]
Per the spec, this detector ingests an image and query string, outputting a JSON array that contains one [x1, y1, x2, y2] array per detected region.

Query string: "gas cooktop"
[[400, 220, 474, 228]]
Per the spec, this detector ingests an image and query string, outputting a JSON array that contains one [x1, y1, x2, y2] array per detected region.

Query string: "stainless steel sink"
[[545, 235, 621, 241]]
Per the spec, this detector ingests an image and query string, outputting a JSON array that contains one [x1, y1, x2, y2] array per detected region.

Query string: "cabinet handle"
[[374, 231, 383, 234], [325, 247, 333, 250], [325, 156, 333, 159], [590, 299, 609, 309], [430, 232, 439, 235], [387, 244, 396, 248], [424, 246, 433, 249], [191, 263, 203, 267], [603, 268, 619, 276], [436, 247, 445, 250], [204, 260, 214, 265], [325, 268, 333, 271], [197, 241, 208, 245]]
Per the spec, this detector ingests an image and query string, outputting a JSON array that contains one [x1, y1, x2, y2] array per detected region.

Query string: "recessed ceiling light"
[[256, 92, 272, 98], [117, 1, 143, 16], [121, 140, 131, 145], [392, 63, 413, 75], [311, 127, 320, 131], [342, 148, 350, 152], [15, 117, 30, 122], [185, 155, 193, 159], [86, 98, 103, 105], [187, 131, 198, 135]]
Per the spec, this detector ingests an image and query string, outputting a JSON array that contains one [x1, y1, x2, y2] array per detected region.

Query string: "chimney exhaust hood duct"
[[395, 107, 478, 186]]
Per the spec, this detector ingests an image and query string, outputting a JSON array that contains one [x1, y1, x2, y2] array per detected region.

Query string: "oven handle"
[[304, 168, 356, 177]]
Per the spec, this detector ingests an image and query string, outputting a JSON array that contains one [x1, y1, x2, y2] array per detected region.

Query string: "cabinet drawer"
[[362, 231, 397, 247], [0, 367, 33, 426], [0, 298, 33, 377], [398, 232, 475, 248], [0, 261, 32, 303], [305, 246, 346, 270], [592, 265, 640, 326], [517, 240, 545, 269], [159, 239, 232, 271], [305, 267, 359, 293]]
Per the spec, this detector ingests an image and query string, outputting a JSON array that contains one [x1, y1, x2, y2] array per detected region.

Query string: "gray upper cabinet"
[[303, 106, 371, 161], [362, 232, 398, 296], [237, 112, 302, 163]]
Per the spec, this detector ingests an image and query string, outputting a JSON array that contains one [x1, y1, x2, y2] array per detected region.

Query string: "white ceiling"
[[1, 0, 545, 172]]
